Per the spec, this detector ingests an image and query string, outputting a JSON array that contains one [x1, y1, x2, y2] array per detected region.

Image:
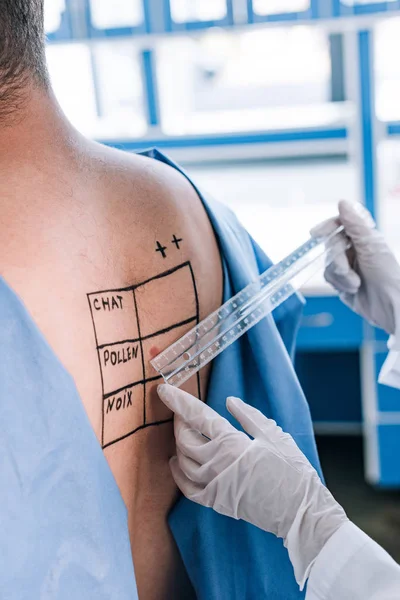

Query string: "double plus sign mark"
[[155, 234, 183, 259], [155, 241, 167, 259], [172, 234, 183, 250]]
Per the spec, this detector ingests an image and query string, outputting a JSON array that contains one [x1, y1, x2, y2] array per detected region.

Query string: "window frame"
[[332, 0, 400, 17], [46, 0, 73, 42], [164, 0, 234, 32], [85, 0, 151, 38], [247, 0, 319, 23]]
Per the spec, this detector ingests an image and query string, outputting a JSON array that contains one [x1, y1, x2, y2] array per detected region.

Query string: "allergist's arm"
[[307, 520, 400, 600], [158, 385, 400, 600]]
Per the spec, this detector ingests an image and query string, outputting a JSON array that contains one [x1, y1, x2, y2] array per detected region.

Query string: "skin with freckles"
[[0, 85, 223, 599]]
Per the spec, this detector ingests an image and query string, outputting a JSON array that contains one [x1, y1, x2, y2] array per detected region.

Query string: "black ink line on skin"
[[87, 295, 105, 446], [132, 288, 147, 425], [98, 338, 142, 351], [172, 234, 183, 249], [87, 261, 191, 296], [188, 261, 202, 402], [136, 262, 191, 289], [88, 262, 201, 447], [103, 374, 163, 401], [156, 241, 167, 259], [139, 316, 197, 342], [102, 418, 174, 450], [96, 315, 197, 350]]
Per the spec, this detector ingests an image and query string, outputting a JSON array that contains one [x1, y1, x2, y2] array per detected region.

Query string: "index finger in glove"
[[226, 396, 281, 439], [310, 216, 340, 239], [310, 209, 361, 294], [158, 384, 234, 439], [338, 200, 376, 242]]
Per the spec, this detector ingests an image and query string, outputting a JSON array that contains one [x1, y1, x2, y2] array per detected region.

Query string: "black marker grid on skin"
[[88, 262, 200, 449]]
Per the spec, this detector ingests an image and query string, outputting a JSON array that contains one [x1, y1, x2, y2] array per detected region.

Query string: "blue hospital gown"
[[0, 149, 321, 599]]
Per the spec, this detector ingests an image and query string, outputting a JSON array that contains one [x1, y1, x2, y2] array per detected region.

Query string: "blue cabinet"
[[296, 296, 363, 430], [375, 352, 400, 412], [376, 423, 400, 486], [296, 350, 362, 426], [298, 296, 363, 350]]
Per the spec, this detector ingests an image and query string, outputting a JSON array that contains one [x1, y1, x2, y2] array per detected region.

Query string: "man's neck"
[[0, 84, 85, 169], [0, 83, 92, 238]]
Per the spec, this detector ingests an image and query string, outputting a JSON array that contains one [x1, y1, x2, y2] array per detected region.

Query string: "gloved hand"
[[311, 200, 400, 335], [158, 384, 348, 588]]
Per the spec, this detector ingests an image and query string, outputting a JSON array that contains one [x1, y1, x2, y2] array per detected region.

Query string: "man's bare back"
[[0, 99, 223, 597]]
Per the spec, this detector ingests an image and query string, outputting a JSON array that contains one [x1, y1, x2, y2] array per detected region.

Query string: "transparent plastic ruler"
[[151, 226, 350, 388]]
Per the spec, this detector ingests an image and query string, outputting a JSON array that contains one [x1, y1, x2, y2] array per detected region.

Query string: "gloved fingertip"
[[338, 199, 351, 212], [157, 385, 204, 424], [169, 455, 178, 469], [344, 269, 362, 292], [338, 200, 376, 231], [226, 396, 250, 423], [157, 383, 172, 403], [226, 397, 270, 439], [310, 216, 340, 239], [338, 199, 358, 218], [169, 455, 184, 485], [226, 396, 243, 411]]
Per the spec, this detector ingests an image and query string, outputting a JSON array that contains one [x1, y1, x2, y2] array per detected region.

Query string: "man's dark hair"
[[0, 0, 48, 117]]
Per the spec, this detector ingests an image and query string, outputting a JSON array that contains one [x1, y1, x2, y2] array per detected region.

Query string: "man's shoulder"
[[87, 142, 200, 213], [82, 142, 223, 289]]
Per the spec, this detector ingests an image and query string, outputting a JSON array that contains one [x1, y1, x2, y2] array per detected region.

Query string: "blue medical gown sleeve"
[[0, 280, 137, 600]]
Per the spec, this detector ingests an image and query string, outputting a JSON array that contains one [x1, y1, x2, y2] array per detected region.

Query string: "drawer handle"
[[302, 312, 334, 328]]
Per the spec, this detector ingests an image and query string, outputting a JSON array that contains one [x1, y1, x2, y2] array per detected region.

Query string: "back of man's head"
[[0, 0, 48, 119]]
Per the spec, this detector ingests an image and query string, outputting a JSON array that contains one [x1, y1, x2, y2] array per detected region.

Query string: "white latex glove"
[[311, 200, 400, 336], [158, 384, 348, 588]]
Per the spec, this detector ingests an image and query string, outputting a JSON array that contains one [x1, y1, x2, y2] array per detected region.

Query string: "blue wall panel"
[[297, 296, 363, 350]]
